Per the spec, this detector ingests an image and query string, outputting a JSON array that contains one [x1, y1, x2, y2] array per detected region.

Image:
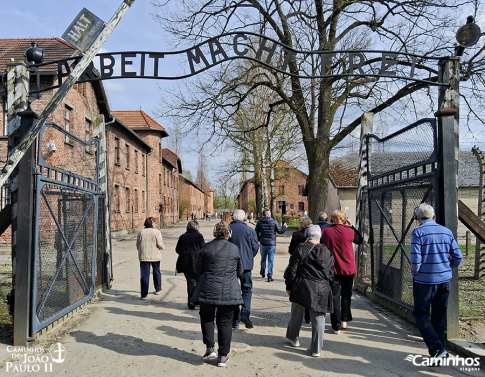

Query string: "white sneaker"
[[286, 337, 300, 347], [342, 322, 347, 329], [334, 330, 341, 335], [312, 352, 320, 357]]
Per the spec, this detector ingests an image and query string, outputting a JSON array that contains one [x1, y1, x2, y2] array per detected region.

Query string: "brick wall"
[[238, 167, 309, 217], [160, 159, 179, 225], [179, 176, 205, 220], [106, 124, 151, 233]]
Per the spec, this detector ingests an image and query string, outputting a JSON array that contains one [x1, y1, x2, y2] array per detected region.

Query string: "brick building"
[[160, 148, 182, 226], [237, 163, 309, 217], [110, 111, 176, 228], [179, 175, 206, 220], [105, 115, 152, 234], [0, 38, 111, 241]]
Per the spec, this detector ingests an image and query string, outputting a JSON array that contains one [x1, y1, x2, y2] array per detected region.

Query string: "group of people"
[[135, 202, 463, 367]]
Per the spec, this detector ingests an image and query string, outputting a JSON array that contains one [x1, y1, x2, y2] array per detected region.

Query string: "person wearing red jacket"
[[321, 210, 362, 334]]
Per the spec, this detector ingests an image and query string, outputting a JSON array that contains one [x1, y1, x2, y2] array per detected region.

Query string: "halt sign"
[[62, 8, 105, 52]]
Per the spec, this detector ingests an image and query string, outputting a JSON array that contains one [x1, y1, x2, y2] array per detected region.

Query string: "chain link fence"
[[356, 119, 438, 310]]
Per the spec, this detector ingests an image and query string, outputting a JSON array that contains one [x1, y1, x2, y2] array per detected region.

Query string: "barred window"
[[299, 202, 304, 211]]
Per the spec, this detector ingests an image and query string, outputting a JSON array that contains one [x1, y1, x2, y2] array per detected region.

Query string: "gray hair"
[[263, 208, 271, 217], [304, 224, 322, 241], [232, 209, 245, 221], [187, 220, 199, 231], [317, 212, 327, 221], [415, 203, 435, 220], [298, 217, 312, 230]]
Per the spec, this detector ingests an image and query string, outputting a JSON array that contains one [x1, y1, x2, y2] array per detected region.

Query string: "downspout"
[[146, 150, 154, 217], [104, 116, 116, 284]]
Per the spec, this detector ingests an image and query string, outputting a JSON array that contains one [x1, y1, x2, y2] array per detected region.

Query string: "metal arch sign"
[[31, 31, 452, 96]]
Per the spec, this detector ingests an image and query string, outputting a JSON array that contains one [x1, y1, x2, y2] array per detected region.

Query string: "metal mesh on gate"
[[35, 184, 95, 323], [357, 118, 438, 309]]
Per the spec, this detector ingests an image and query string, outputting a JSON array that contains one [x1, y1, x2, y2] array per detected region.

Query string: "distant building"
[[328, 152, 480, 240], [179, 175, 205, 220], [237, 163, 309, 217]]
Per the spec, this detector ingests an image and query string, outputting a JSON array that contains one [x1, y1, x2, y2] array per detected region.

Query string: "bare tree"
[[196, 150, 210, 190], [152, 0, 485, 220]]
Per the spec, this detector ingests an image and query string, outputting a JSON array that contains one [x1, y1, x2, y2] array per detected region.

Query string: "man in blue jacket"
[[411, 203, 463, 364], [229, 209, 260, 329], [255, 208, 287, 282], [316, 211, 330, 230]]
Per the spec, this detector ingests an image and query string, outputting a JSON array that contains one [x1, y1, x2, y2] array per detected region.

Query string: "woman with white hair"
[[284, 224, 334, 357]]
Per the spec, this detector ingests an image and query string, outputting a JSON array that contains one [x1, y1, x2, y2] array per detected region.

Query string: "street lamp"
[[455, 16, 482, 56], [24, 41, 45, 99]]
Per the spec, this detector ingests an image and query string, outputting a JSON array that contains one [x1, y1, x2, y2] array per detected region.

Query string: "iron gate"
[[31, 122, 99, 333], [361, 118, 439, 310]]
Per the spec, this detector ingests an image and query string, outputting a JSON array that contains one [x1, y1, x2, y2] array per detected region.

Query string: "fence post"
[[466, 231, 471, 256], [472, 146, 485, 279], [355, 112, 373, 286], [436, 57, 461, 340]]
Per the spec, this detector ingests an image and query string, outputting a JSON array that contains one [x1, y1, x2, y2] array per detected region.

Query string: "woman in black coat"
[[284, 224, 334, 357], [194, 221, 243, 368], [175, 220, 205, 309], [288, 217, 313, 323]]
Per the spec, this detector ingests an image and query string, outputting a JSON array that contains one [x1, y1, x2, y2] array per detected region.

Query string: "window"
[[142, 191, 145, 212], [164, 169, 166, 186], [279, 185, 285, 195], [159, 143, 162, 162], [85, 119, 92, 152], [159, 174, 162, 193], [135, 150, 138, 173], [298, 185, 304, 196], [299, 202, 305, 211], [126, 187, 131, 212], [126, 144, 130, 169], [1, 185, 11, 209], [114, 185, 120, 211], [290, 203, 294, 209], [64, 105, 72, 143], [115, 138, 120, 165], [142, 154, 146, 176], [134, 189, 138, 212]]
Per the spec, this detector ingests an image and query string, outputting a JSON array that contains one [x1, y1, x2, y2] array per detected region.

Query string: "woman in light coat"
[[136, 217, 165, 299]]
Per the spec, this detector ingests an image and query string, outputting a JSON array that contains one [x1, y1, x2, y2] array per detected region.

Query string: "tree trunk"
[[305, 139, 331, 223], [260, 156, 268, 213], [254, 168, 262, 218]]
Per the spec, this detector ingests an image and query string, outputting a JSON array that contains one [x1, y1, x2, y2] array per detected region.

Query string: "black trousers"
[[330, 274, 354, 331], [183, 271, 201, 304], [199, 303, 235, 356]]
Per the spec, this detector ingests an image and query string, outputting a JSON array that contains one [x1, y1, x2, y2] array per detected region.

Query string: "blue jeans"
[[413, 280, 450, 356], [233, 270, 253, 324], [260, 245, 276, 277], [140, 261, 161, 298]]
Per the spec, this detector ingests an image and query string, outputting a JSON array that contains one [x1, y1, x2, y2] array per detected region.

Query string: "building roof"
[[109, 115, 152, 153], [329, 151, 480, 188], [0, 38, 79, 73], [162, 148, 182, 173], [111, 110, 169, 137], [180, 175, 205, 194], [0, 38, 110, 115]]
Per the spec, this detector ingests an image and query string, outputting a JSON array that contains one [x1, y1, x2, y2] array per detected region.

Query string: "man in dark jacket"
[[316, 212, 330, 230], [229, 209, 259, 329], [254, 208, 287, 282]]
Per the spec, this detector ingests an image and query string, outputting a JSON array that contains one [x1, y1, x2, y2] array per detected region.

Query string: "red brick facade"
[[179, 176, 205, 220], [238, 164, 309, 217], [0, 38, 110, 241]]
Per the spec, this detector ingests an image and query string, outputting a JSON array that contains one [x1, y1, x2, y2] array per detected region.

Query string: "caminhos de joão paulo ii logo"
[[5, 343, 67, 373]]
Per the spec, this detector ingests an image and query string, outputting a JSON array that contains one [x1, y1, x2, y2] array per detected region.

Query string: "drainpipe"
[[146, 149, 154, 218], [172, 168, 176, 224]]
